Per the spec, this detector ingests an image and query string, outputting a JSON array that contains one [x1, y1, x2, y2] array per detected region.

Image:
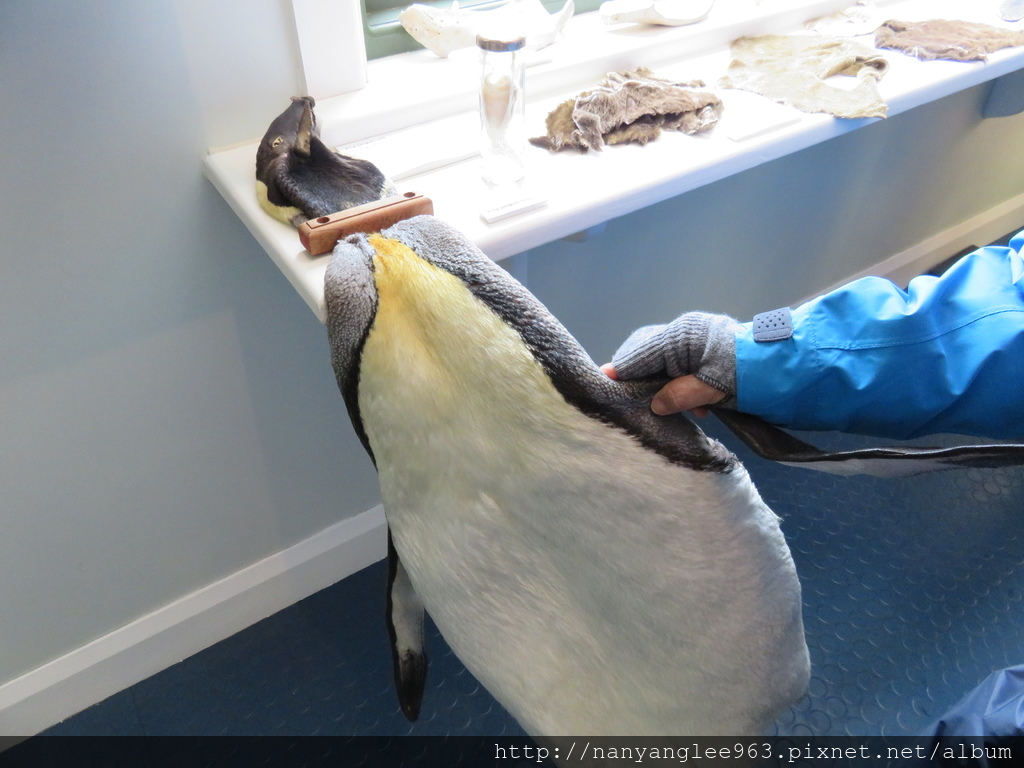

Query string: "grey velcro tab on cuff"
[[752, 308, 793, 342]]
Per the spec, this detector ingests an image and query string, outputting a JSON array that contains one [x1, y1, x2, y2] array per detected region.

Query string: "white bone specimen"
[[599, 0, 713, 27], [1002, 0, 1024, 23], [399, 0, 574, 58]]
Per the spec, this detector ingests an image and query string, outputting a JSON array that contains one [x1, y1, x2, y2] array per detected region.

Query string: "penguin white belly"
[[357, 237, 808, 736]]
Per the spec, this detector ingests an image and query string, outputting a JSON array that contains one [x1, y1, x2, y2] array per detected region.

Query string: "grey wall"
[[0, 1, 379, 685], [1, 0, 1023, 703]]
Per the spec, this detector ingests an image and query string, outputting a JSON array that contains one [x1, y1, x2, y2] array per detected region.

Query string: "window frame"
[[361, 0, 602, 60], [291, 0, 369, 99], [289, 0, 861, 100]]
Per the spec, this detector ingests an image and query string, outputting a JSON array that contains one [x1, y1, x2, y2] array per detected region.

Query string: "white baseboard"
[[0, 506, 387, 736], [807, 191, 1024, 301]]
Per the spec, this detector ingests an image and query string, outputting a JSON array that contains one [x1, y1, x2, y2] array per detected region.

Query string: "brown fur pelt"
[[530, 67, 722, 152], [876, 19, 1024, 62]]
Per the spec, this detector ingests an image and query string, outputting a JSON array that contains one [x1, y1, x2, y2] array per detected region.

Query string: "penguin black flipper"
[[323, 235, 428, 720], [713, 407, 1024, 477], [386, 532, 427, 721]]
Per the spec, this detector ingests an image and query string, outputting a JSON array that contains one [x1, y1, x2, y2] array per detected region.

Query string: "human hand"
[[605, 311, 741, 417], [601, 364, 727, 417]]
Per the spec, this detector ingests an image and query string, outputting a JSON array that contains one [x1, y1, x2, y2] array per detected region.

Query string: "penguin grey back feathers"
[[331, 217, 734, 474], [324, 215, 810, 736]]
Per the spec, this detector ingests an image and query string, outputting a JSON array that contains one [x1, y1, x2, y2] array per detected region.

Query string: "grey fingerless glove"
[[611, 311, 742, 404]]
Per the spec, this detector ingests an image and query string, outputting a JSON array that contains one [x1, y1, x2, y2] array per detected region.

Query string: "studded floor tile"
[[41, 423, 1024, 740], [43, 562, 525, 738], [718, 425, 1024, 738]]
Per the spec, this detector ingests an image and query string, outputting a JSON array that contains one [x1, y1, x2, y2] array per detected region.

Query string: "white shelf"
[[203, 1, 1024, 322]]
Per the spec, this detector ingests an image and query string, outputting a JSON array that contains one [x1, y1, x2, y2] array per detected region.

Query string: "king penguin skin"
[[324, 216, 810, 737], [255, 96, 395, 227]]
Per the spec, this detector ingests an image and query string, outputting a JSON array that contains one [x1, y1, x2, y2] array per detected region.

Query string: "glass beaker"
[[477, 34, 527, 185]]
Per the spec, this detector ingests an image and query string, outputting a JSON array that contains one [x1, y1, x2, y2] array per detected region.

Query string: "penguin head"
[[256, 95, 318, 170], [255, 97, 394, 227]]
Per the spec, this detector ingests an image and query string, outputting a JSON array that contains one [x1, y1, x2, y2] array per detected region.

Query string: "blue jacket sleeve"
[[735, 231, 1024, 440]]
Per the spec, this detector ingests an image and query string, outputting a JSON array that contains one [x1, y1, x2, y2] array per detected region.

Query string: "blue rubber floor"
[[41, 559, 525, 738], [30, 229, 1024, 743], [35, 423, 1024, 741]]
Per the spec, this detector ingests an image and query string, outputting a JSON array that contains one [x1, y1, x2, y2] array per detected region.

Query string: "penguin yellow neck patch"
[[255, 180, 303, 225], [360, 234, 569, 432]]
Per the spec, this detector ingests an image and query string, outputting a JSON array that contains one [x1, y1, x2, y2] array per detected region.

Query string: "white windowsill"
[[203, 0, 1024, 322]]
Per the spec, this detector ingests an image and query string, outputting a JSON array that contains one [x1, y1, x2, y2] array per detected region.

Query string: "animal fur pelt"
[[876, 19, 1024, 62], [530, 67, 722, 152], [719, 34, 889, 120]]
